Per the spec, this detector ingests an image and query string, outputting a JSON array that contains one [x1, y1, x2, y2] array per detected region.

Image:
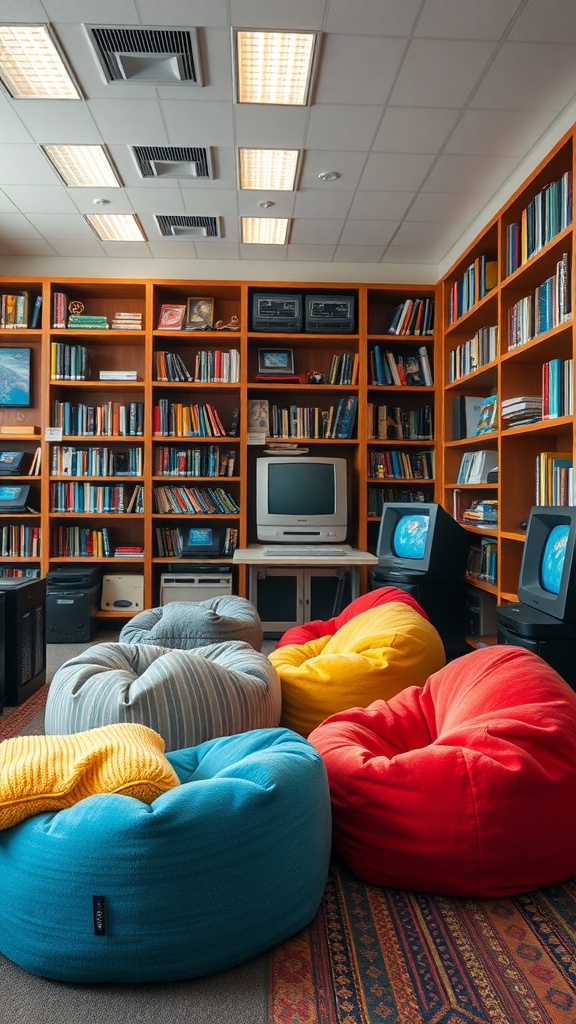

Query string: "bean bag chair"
[[0, 727, 331, 982], [45, 640, 281, 752], [275, 586, 430, 648], [119, 595, 263, 652], [269, 591, 445, 736], [309, 645, 576, 897]]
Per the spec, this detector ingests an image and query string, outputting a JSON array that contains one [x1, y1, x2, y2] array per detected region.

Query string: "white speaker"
[[101, 575, 144, 611]]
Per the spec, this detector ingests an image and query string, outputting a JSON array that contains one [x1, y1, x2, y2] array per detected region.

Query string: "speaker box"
[[101, 574, 144, 611]]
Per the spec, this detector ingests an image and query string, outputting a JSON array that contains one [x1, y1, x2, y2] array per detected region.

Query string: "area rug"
[[0, 685, 47, 738], [268, 861, 576, 1024]]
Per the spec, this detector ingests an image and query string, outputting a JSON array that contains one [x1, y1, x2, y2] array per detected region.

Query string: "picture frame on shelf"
[[184, 297, 214, 331], [0, 347, 32, 407], [157, 304, 186, 330], [257, 348, 295, 374]]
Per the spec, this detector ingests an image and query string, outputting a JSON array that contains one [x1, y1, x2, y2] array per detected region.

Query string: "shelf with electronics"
[[364, 285, 438, 552], [439, 126, 575, 615], [0, 279, 46, 580]]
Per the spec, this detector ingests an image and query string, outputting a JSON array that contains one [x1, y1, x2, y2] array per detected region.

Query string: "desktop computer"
[[0, 577, 46, 705], [46, 567, 102, 643]]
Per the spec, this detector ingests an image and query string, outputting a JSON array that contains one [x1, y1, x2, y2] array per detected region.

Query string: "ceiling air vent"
[[86, 26, 203, 84], [133, 146, 213, 180], [155, 215, 222, 238]]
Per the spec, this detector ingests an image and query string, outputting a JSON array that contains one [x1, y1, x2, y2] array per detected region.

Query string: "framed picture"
[[185, 297, 214, 331], [157, 304, 186, 330], [0, 347, 32, 407], [257, 348, 295, 374]]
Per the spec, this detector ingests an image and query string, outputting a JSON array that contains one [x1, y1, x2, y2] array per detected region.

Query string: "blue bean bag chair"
[[0, 727, 331, 983]]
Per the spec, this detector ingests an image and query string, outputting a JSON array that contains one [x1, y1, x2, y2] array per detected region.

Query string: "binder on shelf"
[[452, 395, 485, 440]]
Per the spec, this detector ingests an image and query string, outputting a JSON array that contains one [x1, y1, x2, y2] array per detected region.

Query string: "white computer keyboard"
[[263, 546, 350, 557]]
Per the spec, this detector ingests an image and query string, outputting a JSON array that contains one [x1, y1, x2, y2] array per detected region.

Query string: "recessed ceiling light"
[[85, 213, 146, 242], [241, 217, 289, 244], [0, 24, 80, 99], [317, 170, 339, 182], [235, 30, 317, 105], [42, 145, 121, 188], [239, 148, 299, 191]]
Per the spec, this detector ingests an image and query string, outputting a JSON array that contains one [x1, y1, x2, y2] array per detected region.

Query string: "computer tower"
[[0, 577, 46, 706], [46, 567, 102, 643], [369, 569, 469, 660], [497, 603, 576, 690]]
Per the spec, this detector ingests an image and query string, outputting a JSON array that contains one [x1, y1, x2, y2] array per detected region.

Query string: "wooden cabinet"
[[439, 128, 575, 608]]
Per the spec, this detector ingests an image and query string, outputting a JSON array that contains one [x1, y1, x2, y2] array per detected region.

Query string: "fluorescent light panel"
[[85, 213, 146, 242], [236, 30, 316, 105], [242, 217, 289, 244], [0, 24, 80, 98], [43, 145, 121, 187], [239, 148, 299, 191]]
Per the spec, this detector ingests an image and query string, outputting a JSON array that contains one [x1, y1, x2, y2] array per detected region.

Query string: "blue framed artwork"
[[0, 347, 32, 407]]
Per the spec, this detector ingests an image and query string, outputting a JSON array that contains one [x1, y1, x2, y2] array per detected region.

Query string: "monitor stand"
[[497, 602, 576, 690]]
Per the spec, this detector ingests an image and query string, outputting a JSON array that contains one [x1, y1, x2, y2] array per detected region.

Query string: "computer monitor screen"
[[376, 502, 470, 579], [540, 524, 570, 594], [392, 514, 429, 559], [256, 456, 347, 543], [517, 506, 576, 622], [180, 526, 224, 558]]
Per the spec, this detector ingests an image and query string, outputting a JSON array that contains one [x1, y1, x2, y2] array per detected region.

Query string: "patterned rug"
[[269, 861, 576, 1024], [0, 686, 48, 739]]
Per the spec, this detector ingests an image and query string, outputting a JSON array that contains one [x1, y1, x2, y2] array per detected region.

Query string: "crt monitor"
[[516, 505, 576, 623], [180, 526, 224, 558], [256, 456, 347, 543], [375, 502, 470, 579]]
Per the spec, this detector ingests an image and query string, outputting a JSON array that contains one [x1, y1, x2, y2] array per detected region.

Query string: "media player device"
[[101, 574, 144, 611], [304, 294, 355, 333], [251, 293, 303, 332]]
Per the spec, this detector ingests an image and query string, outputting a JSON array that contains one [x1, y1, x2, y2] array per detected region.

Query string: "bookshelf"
[[440, 127, 575, 610]]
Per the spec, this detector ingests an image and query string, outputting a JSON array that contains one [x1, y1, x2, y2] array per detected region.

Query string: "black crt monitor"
[[375, 502, 470, 581], [515, 505, 576, 623], [180, 526, 224, 558]]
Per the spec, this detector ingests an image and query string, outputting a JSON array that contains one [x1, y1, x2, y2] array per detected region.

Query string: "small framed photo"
[[185, 297, 214, 331], [258, 348, 295, 374], [0, 347, 32, 407], [157, 304, 185, 330]]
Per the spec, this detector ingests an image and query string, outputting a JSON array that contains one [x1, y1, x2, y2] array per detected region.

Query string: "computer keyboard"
[[263, 546, 350, 557]]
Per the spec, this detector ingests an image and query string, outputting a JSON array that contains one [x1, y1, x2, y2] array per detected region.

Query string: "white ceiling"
[[1, 0, 576, 282]]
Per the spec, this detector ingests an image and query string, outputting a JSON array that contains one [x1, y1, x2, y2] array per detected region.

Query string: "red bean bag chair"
[[275, 587, 430, 648], [309, 645, 576, 897]]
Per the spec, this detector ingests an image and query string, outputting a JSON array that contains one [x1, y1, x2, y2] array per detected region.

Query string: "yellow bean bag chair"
[[269, 598, 445, 737]]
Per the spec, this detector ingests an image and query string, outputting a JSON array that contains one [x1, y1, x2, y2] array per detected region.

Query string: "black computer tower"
[[0, 577, 46, 706], [0, 589, 5, 710], [369, 568, 469, 660], [497, 603, 576, 690], [46, 567, 101, 643]]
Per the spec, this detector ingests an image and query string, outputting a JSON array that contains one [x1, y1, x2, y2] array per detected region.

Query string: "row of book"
[[506, 171, 572, 274], [369, 344, 432, 386], [52, 525, 112, 557], [367, 403, 433, 441], [326, 351, 359, 385], [67, 314, 109, 330], [387, 297, 435, 335], [543, 357, 574, 419], [264, 396, 358, 440], [368, 448, 434, 480], [155, 525, 238, 558], [50, 482, 143, 513], [1, 291, 42, 329], [535, 451, 574, 506], [153, 400, 228, 438], [367, 485, 430, 517], [466, 537, 497, 585], [51, 400, 144, 437], [152, 485, 239, 515], [447, 254, 498, 325], [0, 566, 40, 578], [50, 445, 143, 477], [506, 252, 570, 349], [154, 445, 237, 478], [50, 342, 91, 380], [448, 325, 498, 382], [0, 524, 40, 558], [154, 349, 240, 383]]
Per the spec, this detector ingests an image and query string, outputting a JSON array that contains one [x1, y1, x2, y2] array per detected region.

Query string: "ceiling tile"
[[194, 241, 240, 259], [339, 219, 398, 247], [415, 0, 522, 39], [470, 42, 576, 111], [136, 0, 229, 26], [286, 244, 337, 261], [27, 213, 98, 239], [233, 106, 308, 149], [445, 108, 558, 157], [228, 0, 326, 29], [11, 100, 104, 143], [389, 38, 496, 107], [290, 218, 344, 244], [0, 213, 43, 238], [305, 105, 383, 152], [48, 237, 107, 256], [314, 35, 407, 105], [0, 146, 59, 186], [332, 245, 386, 262], [0, 98, 35, 143], [422, 153, 519, 194], [372, 107, 459, 154], [325, 0, 422, 36], [383, 242, 445, 264], [88, 99, 169, 144], [510, 0, 576, 43], [348, 191, 413, 220], [1, 185, 78, 214], [359, 152, 435, 192], [293, 190, 355, 218], [299, 150, 367, 189]]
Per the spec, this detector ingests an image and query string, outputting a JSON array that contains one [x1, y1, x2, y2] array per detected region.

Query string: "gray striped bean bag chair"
[[118, 596, 263, 652], [45, 641, 281, 752]]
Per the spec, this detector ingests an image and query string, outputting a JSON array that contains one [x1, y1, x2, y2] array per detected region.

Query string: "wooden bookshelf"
[[439, 126, 575, 607]]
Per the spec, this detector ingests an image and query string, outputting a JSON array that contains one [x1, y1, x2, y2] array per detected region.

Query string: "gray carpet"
[[0, 628, 278, 1018]]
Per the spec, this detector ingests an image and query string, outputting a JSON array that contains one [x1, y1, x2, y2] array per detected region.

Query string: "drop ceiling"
[[1, 0, 576, 282]]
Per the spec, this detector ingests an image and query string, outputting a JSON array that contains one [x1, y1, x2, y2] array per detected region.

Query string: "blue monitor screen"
[[186, 528, 213, 546], [392, 514, 429, 560], [540, 524, 569, 594]]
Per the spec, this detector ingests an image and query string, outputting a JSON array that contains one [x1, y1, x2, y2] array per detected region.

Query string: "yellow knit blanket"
[[0, 722, 180, 830]]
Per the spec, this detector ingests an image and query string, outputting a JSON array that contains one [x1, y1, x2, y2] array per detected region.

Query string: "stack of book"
[[99, 369, 139, 381], [501, 395, 542, 427], [111, 312, 143, 330], [461, 499, 498, 528], [67, 313, 109, 329]]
